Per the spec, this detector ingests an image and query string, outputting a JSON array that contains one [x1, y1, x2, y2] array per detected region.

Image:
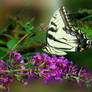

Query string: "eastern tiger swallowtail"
[[43, 6, 92, 56]]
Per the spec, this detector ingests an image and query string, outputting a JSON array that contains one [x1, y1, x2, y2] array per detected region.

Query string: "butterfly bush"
[[0, 51, 92, 90]]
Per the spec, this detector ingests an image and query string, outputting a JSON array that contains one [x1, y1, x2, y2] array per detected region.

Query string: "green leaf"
[[79, 26, 92, 38], [0, 47, 8, 52], [7, 39, 17, 50], [3, 34, 16, 40], [22, 31, 46, 45], [13, 30, 27, 35], [0, 40, 6, 45], [0, 47, 8, 58], [25, 26, 31, 34], [81, 15, 92, 21], [18, 21, 31, 34], [18, 21, 26, 28]]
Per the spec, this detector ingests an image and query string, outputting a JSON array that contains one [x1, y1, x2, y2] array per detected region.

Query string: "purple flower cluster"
[[29, 52, 92, 86], [0, 60, 13, 90], [0, 51, 92, 90]]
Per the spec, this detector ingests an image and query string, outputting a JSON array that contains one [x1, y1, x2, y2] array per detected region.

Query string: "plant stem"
[[0, 69, 30, 74], [0, 68, 49, 74], [12, 34, 28, 50], [1, 33, 34, 60]]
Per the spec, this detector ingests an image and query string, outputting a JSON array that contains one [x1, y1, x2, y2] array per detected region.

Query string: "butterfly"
[[43, 6, 92, 56]]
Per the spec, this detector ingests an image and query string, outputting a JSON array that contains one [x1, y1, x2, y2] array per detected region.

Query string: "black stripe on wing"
[[47, 43, 73, 50], [48, 27, 57, 32], [53, 16, 56, 19], [47, 33, 73, 48], [51, 21, 57, 27]]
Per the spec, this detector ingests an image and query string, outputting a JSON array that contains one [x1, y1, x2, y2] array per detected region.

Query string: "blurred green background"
[[0, 0, 92, 92], [62, 0, 92, 11]]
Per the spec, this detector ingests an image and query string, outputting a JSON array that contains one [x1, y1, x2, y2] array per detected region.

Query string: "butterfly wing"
[[43, 44, 67, 56], [43, 6, 91, 55]]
